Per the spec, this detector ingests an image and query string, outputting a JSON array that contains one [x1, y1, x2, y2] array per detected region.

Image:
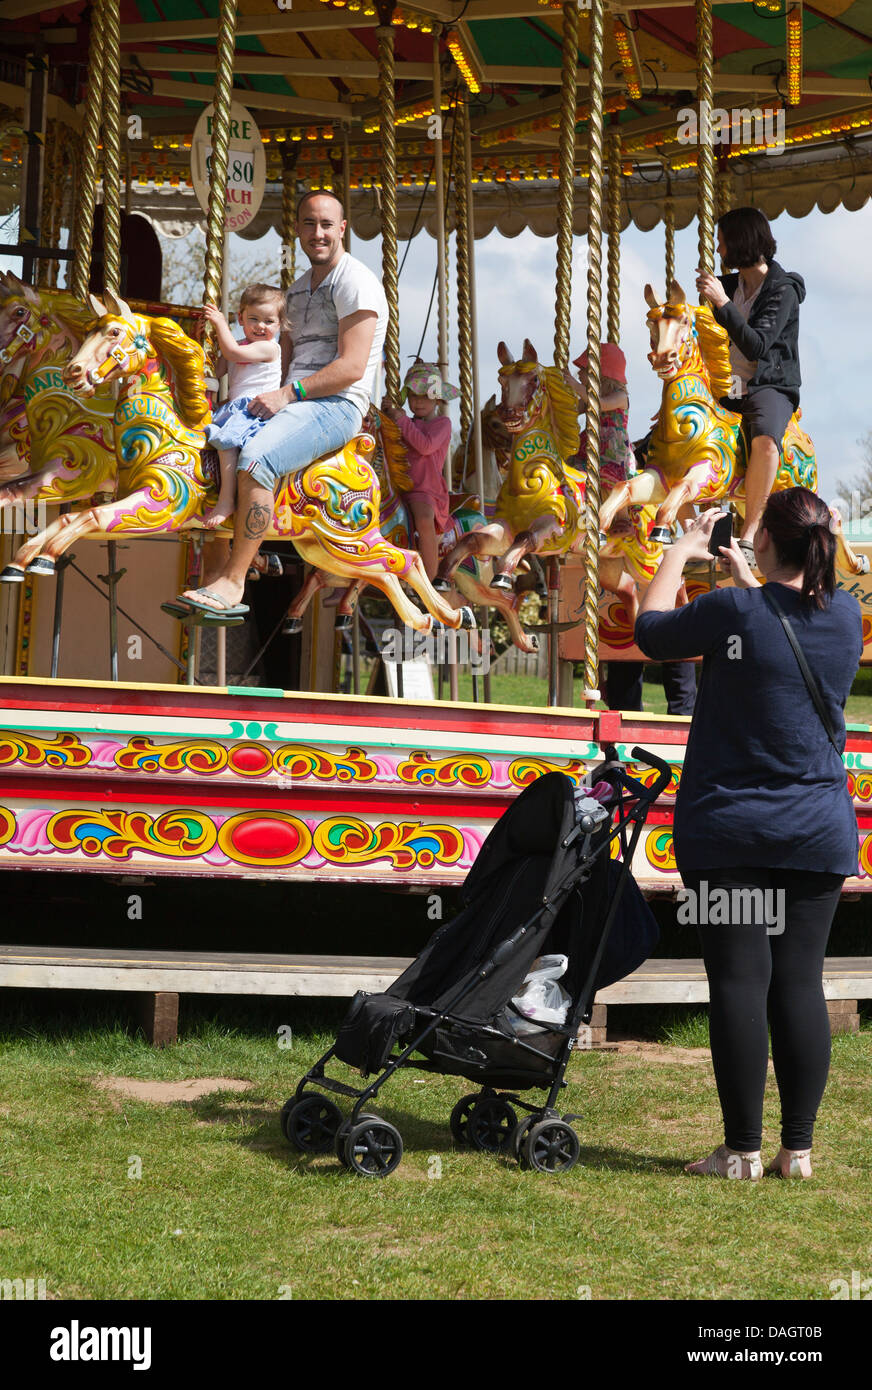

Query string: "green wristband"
[[295, 379, 307, 401]]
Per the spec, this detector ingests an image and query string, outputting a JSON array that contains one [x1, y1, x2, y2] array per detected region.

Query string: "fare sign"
[[191, 101, 266, 234]]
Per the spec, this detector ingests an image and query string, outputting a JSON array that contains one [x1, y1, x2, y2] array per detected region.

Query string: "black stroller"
[[281, 746, 670, 1177]]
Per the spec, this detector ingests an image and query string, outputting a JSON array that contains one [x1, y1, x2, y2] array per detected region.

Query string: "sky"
[[5, 198, 870, 506]]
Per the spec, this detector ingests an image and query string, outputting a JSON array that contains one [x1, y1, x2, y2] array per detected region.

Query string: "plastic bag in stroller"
[[280, 746, 670, 1177]]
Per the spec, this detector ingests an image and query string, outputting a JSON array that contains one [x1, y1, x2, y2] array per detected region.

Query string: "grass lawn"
[[1, 1000, 870, 1301]]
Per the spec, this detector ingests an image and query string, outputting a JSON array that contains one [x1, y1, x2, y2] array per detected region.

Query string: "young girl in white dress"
[[203, 284, 286, 528]]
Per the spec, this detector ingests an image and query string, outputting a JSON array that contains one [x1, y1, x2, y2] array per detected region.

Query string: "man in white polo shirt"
[[181, 189, 388, 616]]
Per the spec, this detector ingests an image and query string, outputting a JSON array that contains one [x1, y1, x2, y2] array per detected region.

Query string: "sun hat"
[[572, 342, 627, 385], [399, 359, 460, 403]]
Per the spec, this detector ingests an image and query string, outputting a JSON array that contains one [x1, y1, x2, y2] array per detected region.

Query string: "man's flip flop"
[[161, 600, 246, 626], [177, 588, 250, 619]]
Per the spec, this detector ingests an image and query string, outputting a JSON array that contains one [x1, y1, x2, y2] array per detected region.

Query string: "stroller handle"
[[626, 746, 672, 803]]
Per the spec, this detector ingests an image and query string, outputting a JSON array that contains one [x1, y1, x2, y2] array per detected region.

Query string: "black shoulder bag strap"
[[760, 585, 841, 757]]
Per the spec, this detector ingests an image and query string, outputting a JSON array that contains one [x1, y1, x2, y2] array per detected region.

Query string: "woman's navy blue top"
[[635, 584, 863, 876]]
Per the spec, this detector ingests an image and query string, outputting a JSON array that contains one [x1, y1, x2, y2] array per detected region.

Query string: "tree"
[[834, 431, 872, 525], [158, 226, 283, 314]]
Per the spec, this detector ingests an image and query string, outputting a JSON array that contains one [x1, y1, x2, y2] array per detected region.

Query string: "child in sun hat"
[[383, 360, 460, 579], [565, 341, 637, 487]]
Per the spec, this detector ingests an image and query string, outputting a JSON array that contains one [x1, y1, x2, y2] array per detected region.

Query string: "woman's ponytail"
[[760, 488, 836, 609]]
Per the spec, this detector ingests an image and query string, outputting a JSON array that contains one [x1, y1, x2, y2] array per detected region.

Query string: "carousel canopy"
[[0, 0, 870, 238]]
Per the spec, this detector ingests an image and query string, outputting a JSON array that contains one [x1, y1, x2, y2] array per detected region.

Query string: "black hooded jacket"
[[713, 260, 805, 405]]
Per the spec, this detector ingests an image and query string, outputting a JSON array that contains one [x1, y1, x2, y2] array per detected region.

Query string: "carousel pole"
[[454, 96, 473, 477], [70, 0, 105, 302], [606, 124, 622, 346], [280, 150, 298, 291], [201, 0, 238, 686], [101, 0, 123, 682], [100, 0, 122, 298], [432, 29, 450, 450], [457, 96, 488, 701], [664, 191, 675, 290], [202, 0, 239, 373], [552, 0, 579, 709], [696, 0, 716, 277], [376, 11, 401, 404], [582, 0, 605, 708], [433, 34, 457, 704]]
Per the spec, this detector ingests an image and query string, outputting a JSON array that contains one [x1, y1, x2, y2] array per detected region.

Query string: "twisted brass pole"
[[454, 97, 473, 447], [377, 25, 400, 402], [70, 0, 105, 302], [664, 194, 675, 292], [553, 0, 578, 372], [716, 166, 734, 219], [695, 0, 716, 275], [202, 0, 238, 371], [606, 124, 622, 345], [583, 0, 605, 705], [100, 0, 122, 296], [280, 162, 296, 291]]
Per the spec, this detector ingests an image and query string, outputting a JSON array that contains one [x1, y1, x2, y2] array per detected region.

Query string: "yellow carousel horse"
[[598, 280, 868, 578], [1, 292, 471, 635], [0, 272, 115, 501], [437, 340, 662, 643]]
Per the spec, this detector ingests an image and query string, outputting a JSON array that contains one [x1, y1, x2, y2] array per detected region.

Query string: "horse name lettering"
[[23, 369, 67, 402], [117, 396, 175, 428], [673, 378, 708, 402]]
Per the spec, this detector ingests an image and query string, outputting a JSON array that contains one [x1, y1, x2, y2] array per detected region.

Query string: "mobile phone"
[[708, 513, 733, 558]]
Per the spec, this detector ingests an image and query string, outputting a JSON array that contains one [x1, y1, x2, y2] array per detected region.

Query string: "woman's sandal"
[[685, 1143, 764, 1180], [765, 1147, 813, 1179]]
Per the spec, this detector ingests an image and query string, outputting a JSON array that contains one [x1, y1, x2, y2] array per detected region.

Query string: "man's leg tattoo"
[[244, 501, 271, 540]]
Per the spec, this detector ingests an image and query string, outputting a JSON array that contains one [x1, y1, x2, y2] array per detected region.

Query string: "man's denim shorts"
[[237, 395, 363, 490]]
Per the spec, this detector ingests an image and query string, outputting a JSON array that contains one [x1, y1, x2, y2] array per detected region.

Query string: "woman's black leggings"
[[681, 867, 843, 1152]]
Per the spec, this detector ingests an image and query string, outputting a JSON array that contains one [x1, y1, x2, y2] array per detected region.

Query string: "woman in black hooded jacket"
[[696, 207, 804, 570]]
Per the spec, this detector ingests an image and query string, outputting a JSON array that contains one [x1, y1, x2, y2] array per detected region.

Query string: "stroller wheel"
[[334, 1113, 379, 1167], [467, 1097, 518, 1154], [449, 1094, 480, 1146], [510, 1115, 537, 1161], [519, 1120, 580, 1175], [345, 1118, 404, 1178], [285, 1093, 342, 1153]]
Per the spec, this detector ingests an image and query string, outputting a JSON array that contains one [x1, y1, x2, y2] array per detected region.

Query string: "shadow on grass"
[[184, 1089, 688, 1179]]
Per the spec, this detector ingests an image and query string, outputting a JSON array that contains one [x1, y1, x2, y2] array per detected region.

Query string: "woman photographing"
[[635, 489, 862, 1179], [696, 207, 805, 570]]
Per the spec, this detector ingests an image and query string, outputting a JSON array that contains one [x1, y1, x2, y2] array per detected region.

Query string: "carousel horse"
[[2, 293, 472, 636], [438, 341, 585, 593], [437, 340, 660, 643], [598, 280, 869, 577], [0, 273, 116, 501]]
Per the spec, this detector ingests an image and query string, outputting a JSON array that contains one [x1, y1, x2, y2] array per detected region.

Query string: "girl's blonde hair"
[[239, 283, 288, 331]]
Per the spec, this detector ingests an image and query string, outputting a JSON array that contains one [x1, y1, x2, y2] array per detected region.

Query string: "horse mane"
[[541, 365, 581, 459], [145, 316, 210, 430], [692, 303, 734, 401]]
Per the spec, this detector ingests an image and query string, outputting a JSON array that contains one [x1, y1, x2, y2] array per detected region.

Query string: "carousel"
[[0, 0, 871, 896]]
